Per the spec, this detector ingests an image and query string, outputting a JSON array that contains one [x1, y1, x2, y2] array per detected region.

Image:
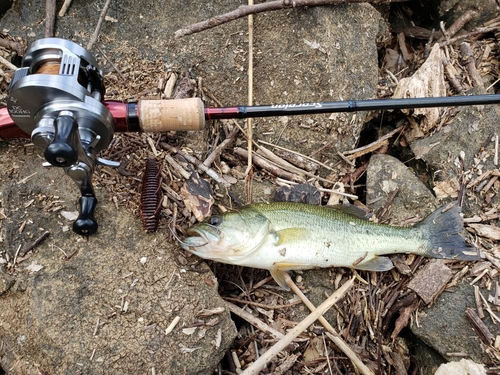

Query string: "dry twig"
[[0, 39, 25, 56], [240, 277, 355, 375], [175, 0, 408, 38], [437, 10, 477, 42], [58, 0, 73, 16], [160, 143, 232, 188], [19, 231, 50, 257], [45, 0, 56, 37], [87, 0, 113, 51], [225, 301, 285, 339], [343, 126, 403, 160], [283, 273, 374, 375], [0, 55, 17, 71]]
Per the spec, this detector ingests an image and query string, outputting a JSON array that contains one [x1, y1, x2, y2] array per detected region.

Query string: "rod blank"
[[205, 94, 500, 119]]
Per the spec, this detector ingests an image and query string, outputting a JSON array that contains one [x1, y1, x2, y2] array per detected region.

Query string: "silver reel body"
[[7, 38, 118, 234]]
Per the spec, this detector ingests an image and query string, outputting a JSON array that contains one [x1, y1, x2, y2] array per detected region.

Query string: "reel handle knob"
[[44, 112, 79, 167], [73, 195, 98, 235]]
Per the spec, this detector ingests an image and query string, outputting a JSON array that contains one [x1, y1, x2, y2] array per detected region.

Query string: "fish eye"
[[208, 216, 222, 226]]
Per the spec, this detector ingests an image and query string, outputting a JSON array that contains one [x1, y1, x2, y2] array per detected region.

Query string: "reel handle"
[[73, 195, 98, 235], [44, 112, 79, 167]]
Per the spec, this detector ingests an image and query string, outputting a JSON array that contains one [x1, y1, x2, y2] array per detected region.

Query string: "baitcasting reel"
[[7, 38, 118, 235]]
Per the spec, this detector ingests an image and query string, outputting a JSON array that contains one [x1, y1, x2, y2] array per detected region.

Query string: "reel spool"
[[7, 38, 113, 152]]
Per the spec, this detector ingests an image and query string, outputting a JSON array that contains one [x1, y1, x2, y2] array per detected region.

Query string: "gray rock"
[[410, 282, 492, 363], [410, 104, 500, 217], [366, 153, 438, 222], [0, 149, 236, 375], [439, 0, 500, 30]]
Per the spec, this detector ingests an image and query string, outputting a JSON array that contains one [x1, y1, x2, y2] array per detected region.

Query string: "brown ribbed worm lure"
[[140, 158, 163, 232]]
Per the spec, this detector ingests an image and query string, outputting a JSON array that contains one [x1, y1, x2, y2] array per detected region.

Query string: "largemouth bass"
[[179, 201, 480, 289]]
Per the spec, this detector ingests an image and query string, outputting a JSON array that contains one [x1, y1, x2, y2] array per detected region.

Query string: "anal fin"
[[353, 256, 394, 272]]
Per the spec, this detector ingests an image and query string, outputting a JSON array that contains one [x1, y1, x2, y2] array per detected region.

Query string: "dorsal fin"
[[329, 203, 372, 220]]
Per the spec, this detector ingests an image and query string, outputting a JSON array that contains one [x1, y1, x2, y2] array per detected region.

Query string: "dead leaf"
[[303, 336, 325, 362]]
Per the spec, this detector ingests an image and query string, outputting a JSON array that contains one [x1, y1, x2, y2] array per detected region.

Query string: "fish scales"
[[245, 202, 426, 270]]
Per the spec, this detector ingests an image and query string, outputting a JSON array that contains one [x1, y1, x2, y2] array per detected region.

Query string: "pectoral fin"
[[353, 256, 394, 272], [272, 227, 311, 245], [270, 261, 311, 290], [270, 269, 290, 291]]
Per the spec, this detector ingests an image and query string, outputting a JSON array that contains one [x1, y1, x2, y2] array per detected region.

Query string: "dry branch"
[[283, 273, 374, 375], [241, 277, 355, 375], [437, 10, 477, 42], [175, 0, 409, 38], [234, 147, 304, 182], [161, 143, 232, 188], [87, 0, 113, 50], [45, 0, 56, 37], [343, 126, 403, 160]]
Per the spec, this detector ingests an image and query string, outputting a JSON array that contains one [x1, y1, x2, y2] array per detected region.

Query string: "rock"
[[410, 104, 500, 216], [365, 154, 437, 222], [407, 259, 453, 305], [0, 148, 237, 375], [439, 0, 500, 30], [410, 282, 492, 363], [246, 3, 383, 158], [274, 183, 321, 205], [0, 268, 14, 295]]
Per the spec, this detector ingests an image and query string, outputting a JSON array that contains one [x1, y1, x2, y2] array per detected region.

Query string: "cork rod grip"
[[138, 97, 205, 132]]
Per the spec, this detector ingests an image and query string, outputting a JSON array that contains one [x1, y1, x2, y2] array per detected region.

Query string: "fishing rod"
[[4, 92, 500, 138], [2, 37, 500, 235]]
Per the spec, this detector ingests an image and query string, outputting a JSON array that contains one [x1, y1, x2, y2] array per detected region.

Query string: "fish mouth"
[[179, 229, 207, 249], [180, 226, 219, 251]]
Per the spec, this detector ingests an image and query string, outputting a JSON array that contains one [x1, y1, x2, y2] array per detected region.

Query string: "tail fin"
[[417, 202, 480, 261]]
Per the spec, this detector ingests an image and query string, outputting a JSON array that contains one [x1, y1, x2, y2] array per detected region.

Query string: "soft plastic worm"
[[140, 158, 163, 232]]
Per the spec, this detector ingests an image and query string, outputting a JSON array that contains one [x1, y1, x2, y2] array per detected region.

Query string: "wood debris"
[[392, 44, 446, 137], [407, 260, 453, 305]]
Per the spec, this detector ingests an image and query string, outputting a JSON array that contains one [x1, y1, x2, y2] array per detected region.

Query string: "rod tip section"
[[138, 97, 205, 132]]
